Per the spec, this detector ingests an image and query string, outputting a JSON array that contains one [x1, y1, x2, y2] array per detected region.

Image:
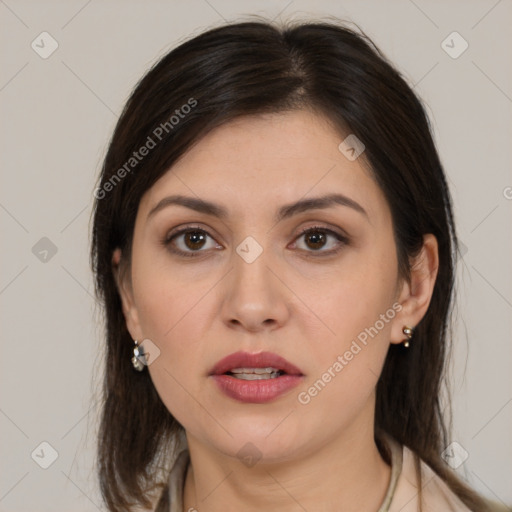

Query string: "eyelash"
[[162, 224, 349, 258]]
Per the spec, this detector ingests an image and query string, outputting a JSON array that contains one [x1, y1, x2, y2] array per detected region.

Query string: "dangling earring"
[[131, 340, 145, 371], [402, 326, 414, 348]]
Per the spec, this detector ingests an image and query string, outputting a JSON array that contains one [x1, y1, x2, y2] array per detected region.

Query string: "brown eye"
[[164, 226, 221, 257], [304, 230, 327, 250], [293, 226, 348, 255], [183, 230, 207, 250]]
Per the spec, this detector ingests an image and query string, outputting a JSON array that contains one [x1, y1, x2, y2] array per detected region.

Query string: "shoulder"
[[389, 442, 472, 512]]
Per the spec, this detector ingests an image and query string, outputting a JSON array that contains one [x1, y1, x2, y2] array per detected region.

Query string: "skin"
[[113, 109, 438, 512]]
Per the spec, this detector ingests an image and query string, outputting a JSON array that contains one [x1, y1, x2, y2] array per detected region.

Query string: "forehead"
[[139, 110, 388, 224]]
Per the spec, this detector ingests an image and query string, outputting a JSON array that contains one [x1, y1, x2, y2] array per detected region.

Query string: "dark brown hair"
[[91, 19, 490, 512]]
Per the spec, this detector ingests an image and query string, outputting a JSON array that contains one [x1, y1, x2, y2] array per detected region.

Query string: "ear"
[[112, 248, 144, 341], [390, 234, 439, 344]]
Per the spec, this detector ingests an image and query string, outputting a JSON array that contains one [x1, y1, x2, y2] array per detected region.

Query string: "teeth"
[[231, 372, 280, 380], [228, 367, 282, 380], [230, 367, 279, 374]]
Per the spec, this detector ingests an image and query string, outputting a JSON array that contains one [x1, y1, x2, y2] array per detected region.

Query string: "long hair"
[[91, 19, 490, 511]]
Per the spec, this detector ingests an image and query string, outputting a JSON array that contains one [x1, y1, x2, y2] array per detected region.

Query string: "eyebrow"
[[147, 193, 368, 222]]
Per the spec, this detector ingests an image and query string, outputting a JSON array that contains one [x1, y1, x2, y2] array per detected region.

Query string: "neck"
[[182, 400, 391, 512]]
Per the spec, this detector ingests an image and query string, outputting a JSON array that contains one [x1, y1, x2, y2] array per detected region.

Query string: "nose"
[[220, 245, 291, 333]]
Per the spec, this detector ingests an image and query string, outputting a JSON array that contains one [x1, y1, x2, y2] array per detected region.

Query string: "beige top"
[[162, 433, 471, 511]]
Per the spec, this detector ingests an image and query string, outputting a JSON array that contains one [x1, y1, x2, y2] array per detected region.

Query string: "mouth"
[[209, 350, 303, 378], [225, 367, 284, 380], [209, 351, 304, 403], [225, 367, 285, 380]]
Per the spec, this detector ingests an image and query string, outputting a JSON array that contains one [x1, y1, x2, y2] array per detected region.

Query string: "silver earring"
[[402, 326, 414, 348], [131, 340, 145, 371]]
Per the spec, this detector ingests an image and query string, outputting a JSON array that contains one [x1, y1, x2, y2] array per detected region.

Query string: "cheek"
[[306, 250, 398, 344], [294, 240, 398, 396], [131, 249, 211, 344], [294, 278, 396, 438], [130, 261, 217, 425], [133, 269, 215, 426]]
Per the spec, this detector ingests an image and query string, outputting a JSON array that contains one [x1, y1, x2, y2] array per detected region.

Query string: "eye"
[[163, 224, 348, 258], [164, 226, 221, 257], [292, 226, 348, 255]]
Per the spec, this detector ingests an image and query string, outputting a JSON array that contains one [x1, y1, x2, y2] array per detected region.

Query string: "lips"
[[209, 351, 303, 377], [209, 351, 304, 404]]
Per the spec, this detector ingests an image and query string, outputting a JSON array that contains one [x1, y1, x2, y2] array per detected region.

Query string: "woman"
[[91, 19, 494, 511]]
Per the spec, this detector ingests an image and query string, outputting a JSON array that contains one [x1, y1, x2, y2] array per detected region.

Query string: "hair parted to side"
[[91, 18, 490, 512]]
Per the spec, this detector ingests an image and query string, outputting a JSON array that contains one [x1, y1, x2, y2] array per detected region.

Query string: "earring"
[[402, 326, 414, 348], [131, 340, 145, 371]]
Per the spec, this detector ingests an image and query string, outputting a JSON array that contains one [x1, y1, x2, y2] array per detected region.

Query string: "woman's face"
[[117, 109, 415, 463]]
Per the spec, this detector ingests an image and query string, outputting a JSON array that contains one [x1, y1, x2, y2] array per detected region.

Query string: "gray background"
[[1, 0, 511, 510]]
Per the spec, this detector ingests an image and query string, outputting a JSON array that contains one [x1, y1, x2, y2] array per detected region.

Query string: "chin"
[[204, 419, 305, 463]]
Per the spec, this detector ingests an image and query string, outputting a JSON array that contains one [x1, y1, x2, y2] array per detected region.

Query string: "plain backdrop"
[[1, 1, 511, 510]]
